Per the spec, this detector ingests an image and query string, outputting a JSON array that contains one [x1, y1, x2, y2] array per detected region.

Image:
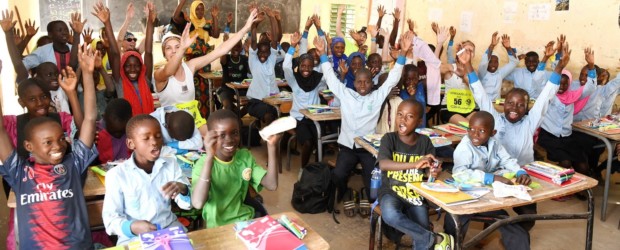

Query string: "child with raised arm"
[[191, 110, 282, 228], [93, 1, 155, 116], [538, 45, 596, 176], [312, 31, 411, 201], [284, 32, 326, 168], [154, 10, 257, 133], [246, 7, 281, 125], [102, 114, 192, 245], [378, 99, 453, 250], [0, 45, 99, 249], [478, 32, 519, 101], [445, 111, 532, 250]]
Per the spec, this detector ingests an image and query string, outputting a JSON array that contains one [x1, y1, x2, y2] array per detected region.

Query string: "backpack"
[[291, 162, 334, 214]]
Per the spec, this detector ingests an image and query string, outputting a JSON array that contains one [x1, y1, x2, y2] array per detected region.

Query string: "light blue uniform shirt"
[[22, 43, 73, 70], [453, 136, 526, 185], [470, 70, 560, 165], [102, 150, 191, 245], [319, 54, 405, 149], [150, 106, 203, 151], [284, 47, 326, 120], [505, 63, 550, 99], [478, 49, 519, 101], [247, 47, 279, 100], [573, 73, 620, 121], [541, 76, 596, 137]]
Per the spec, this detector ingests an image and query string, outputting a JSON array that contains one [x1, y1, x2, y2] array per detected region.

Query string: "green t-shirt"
[[191, 149, 267, 228]]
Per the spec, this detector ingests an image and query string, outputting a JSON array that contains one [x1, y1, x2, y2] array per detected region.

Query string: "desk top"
[[299, 109, 341, 121], [198, 72, 223, 80], [263, 96, 293, 106], [225, 81, 289, 90], [572, 119, 620, 141], [7, 168, 105, 208], [411, 172, 597, 215], [188, 212, 330, 249]]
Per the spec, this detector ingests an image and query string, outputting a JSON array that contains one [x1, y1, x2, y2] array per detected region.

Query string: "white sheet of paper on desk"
[[260, 117, 297, 141], [492, 182, 532, 201]]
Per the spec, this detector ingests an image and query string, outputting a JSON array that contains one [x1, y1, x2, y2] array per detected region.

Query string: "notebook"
[[237, 215, 307, 250], [408, 182, 478, 206], [139, 226, 193, 250], [433, 123, 468, 135]]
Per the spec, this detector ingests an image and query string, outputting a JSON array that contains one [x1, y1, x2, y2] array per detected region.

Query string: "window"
[[329, 4, 356, 39]]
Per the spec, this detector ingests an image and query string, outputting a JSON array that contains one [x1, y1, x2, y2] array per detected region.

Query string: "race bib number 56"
[[446, 89, 475, 114]]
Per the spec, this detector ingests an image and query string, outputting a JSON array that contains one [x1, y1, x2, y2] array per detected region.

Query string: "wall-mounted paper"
[[428, 7, 443, 22], [528, 3, 551, 21], [503, 1, 518, 23], [460, 11, 473, 33]]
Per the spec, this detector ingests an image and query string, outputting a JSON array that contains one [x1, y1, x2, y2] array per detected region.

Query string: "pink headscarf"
[[556, 70, 588, 114]]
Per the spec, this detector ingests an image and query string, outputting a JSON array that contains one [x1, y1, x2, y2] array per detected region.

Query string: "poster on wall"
[[528, 3, 551, 21], [503, 1, 518, 23], [555, 0, 569, 11], [460, 11, 473, 33]]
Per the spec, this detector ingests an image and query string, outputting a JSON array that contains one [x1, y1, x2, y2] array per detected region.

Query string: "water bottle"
[[369, 168, 381, 202]]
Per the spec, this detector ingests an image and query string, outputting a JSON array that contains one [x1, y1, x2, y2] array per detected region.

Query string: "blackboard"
[[39, 0, 81, 31], [187, 0, 301, 33]]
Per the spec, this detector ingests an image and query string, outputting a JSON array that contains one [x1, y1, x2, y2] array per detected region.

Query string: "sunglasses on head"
[[125, 38, 137, 42]]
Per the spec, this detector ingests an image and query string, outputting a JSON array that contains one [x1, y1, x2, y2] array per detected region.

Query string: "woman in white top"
[[154, 10, 258, 134]]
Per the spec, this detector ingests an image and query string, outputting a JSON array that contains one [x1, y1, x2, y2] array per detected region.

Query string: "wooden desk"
[[263, 96, 293, 117], [7, 168, 105, 208], [188, 212, 329, 249], [299, 109, 342, 162], [572, 119, 620, 221], [401, 172, 597, 250], [198, 72, 223, 113], [225, 81, 289, 115]]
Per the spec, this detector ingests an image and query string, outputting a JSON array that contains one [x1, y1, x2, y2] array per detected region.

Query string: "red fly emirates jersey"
[[0, 140, 98, 249]]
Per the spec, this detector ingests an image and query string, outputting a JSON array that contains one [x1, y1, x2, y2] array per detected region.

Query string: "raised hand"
[[290, 31, 301, 47], [501, 34, 511, 48], [82, 27, 93, 44], [313, 36, 326, 53], [543, 41, 555, 57], [254, 11, 265, 24], [449, 26, 456, 40], [273, 9, 281, 21], [146, 1, 157, 23], [312, 14, 321, 29], [358, 44, 368, 54], [490, 32, 499, 47], [92, 2, 110, 23], [243, 9, 258, 30], [349, 29, 363, 43], [367, 25, 378, 38], [556, 42, 571, 71], [12, 28, 23, 44], [431, 22, 438, 34], [94, 50, 103, 69], [204, 130, 218, 157], [67, 30, 74, 44], [211, 4, 220, 18], [59, 66, 78, 92], [70, 12, 87, 33], [180, 23, 197, 49], [377, 5, 386, 18], [226, 12, 233, 24], [407, 19, 414, 32], [339, 59, 349, 76], [399, 31, 413, 54], [338, 5, 345, 14], [125, 2, 135, 20], [78, 44, 98, 73], [304, 16, 313, 30], [585, 47, 594, 66], [262, 5, 274, 17], [437, 26, 449, 44], [24, 19, 38, 37], [393, 7, 401, 21], [0, 9, 16, 32], [555, 34, 566, 53]]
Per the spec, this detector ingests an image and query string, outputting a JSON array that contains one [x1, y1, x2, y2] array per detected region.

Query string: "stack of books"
[[523, 161, 581, 186]]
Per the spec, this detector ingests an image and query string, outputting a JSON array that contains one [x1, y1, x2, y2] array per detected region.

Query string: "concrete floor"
[[1, 143, 620, 249]]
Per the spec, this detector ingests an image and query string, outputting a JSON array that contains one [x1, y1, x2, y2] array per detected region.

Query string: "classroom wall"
[[404, 0, 620, 75]]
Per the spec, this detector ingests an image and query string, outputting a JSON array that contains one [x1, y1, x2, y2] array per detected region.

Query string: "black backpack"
[[291, 162, 335, 214]]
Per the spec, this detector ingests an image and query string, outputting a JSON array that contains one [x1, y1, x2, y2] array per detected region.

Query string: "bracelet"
[[200, 176, 210, 182]]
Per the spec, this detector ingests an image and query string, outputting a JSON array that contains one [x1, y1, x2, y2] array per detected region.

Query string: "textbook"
[[433, 123, 468, 135], [307, 104, 337, 114], [139, 226, 193, 250], [522, 161, 581, 186], [408, 182, 478, 206], [236, 215, 307, 250]]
